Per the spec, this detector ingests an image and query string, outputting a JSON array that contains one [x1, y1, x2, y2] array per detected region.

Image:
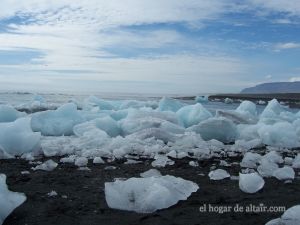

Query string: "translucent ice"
[[0, 174, 26, 225], [273, 166, 295, 180], [239, 172, 264, 194], [208, 169, 230, 180], [32, 160, 58, 171], [158, 97, 185, 112], [105, 175, 198, 213], [0, 105, 25, 123]]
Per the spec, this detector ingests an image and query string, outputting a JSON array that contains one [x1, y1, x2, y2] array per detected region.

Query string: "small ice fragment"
[[93, 157, 105, 164], [140, 169, 162, 178], [284, 157, 294, 166], [60, 155, 76, 163], [151, 155, 174, 168], [239, 172, 264, 194], [47, 191, 58, 197], [208, 169, 230, 180], [273, 166, 295, 180], [61, 195, 68, 199], [21, 171, 30, 175], [124, 159, 142, 164], [74, 157, 88, 167], [189, 161, 199, 167], [78, 167, 90, 171], [104, 166, 117, 170], [240, 152, 262, 168], [257, 160, 279, 177], [32, 160, 58, 171]]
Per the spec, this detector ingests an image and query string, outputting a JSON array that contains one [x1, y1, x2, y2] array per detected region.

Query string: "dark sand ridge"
[[1, 154, 300, 225]]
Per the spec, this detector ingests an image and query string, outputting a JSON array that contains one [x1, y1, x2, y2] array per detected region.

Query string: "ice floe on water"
[[0, 174, 26, 225], [105, 175, 198, 213]]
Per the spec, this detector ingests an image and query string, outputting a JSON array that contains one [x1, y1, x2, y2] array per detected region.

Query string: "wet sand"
[[1, 156, 300, 225]]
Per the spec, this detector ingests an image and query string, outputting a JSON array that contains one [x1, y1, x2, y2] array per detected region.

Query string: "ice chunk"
[[75, 157, 88, 167], [32, 160, 58, 171], [263, 151, 283, 164], [140, 169, 162, 178], [239, 172, 264, 194], [267, 205, 300, 225], [83, 96, 114, 111], [151, 155, 174, 167], [257, 159, 279, 177], [273, 166, 295, 180], [47, 190, 58, 197], [208, 169, 230, 180], [260, 99, 293, 121], [257, 122, 300, 148], [176, 103, 212, 128], [93, 157, 105, 164], [236, 101, 257, 117], [31, 103, 84, 136], [105, 175, 199, 213], [158, 97, 185, 112], [189, 117, 237, 143], [292, 154, 300, 168], [224, 98, 233, 104], [195, 95, 209, 103], [0, 174, 26, 225], [0, 105, 25, 123], [73, 116, 120, 137], [240, 152, 262, 168], [217, 110, 258, 124], [189, 161, 199, 167], [0, 118, 41, 155]]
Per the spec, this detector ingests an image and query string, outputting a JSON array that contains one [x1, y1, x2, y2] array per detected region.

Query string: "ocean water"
[[0, 91, 298, 114]]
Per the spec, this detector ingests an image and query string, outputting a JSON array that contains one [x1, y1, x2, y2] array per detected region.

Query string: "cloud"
[[274, 42, 300, 50]]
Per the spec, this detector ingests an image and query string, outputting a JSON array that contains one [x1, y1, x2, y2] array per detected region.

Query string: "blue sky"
[[0, 0, 300, 94]]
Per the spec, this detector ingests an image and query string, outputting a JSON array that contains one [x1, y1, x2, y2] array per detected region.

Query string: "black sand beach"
[[1, 156, 300, 225]]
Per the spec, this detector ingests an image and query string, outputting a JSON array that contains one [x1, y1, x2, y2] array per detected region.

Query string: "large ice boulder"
[[31, 103, 84, 136], [0, 118, 41, 155], [189, 117, 237, 143], [105, 175, 198, 213], [176, 103, 212, 128], [0, 105, 25, 123], [158, 97, 185, 112], [236, 101, 257, 117], [239, 172, 264, 194], [73, 116, 120, 137], [260, 99, 296, 122], [240, 152, 262, 168], [0, 174, 26, 225], [273, 166, 295, 180]]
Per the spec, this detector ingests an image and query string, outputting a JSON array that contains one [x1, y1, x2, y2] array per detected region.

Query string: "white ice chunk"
[[75, 157, 88, 167], [93, 157, 105, 164], [267, 205, 300, 225], [151, 155, 174, 167], [239, 172, 265, 194], [257, 159, 279, 177], [32, 160, 58, 171], [158, 97, 185, 112], [189, 117, 237, 143], [240, 152, 262, 168], [0, 118, 41, 155], [224, 98, 233, 104], [208, 169, 230, 180], [292, 154, 300, 168], [31, 103, 83, 136], [273, 166, 295, 180], [263, 151, 283, 164], [0, 174, 26, 225], [0, 105, 25, 123], [176, 103, 212, 128], [236, 101, 257, 117], [195, 95, 208, 103], [105, 175, 199, 213], [140, 169, 162, 178]]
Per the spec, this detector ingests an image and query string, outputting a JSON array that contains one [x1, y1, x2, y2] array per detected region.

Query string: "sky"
[[0, 0, 300, 95]]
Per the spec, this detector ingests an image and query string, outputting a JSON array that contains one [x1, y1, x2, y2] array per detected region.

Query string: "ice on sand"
[[32, 160, 58, 171], [208, 169, 230, 180], [239, 172, 264, 194], [105, 175, 198, 213], [0, 174, 26, 225], [265, 205, 300, 225], [273, 166, 295, 181]]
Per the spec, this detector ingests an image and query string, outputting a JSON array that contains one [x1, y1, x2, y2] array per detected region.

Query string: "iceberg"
[[105, 175, 199, 213], [189, 117, 237, 143], [0, 174, 26, 225], [0, 118, 41, 155], [0, 105, 25, 123], [31, 103, 84, 136], [236, 101, 257, 117], [208, 169, 230, 180], [176, 103, 212, 128], [239, 172, 264, 194]]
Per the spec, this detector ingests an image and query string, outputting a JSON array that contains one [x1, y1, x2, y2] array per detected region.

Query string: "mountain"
[[241, 81, 300, 94]]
